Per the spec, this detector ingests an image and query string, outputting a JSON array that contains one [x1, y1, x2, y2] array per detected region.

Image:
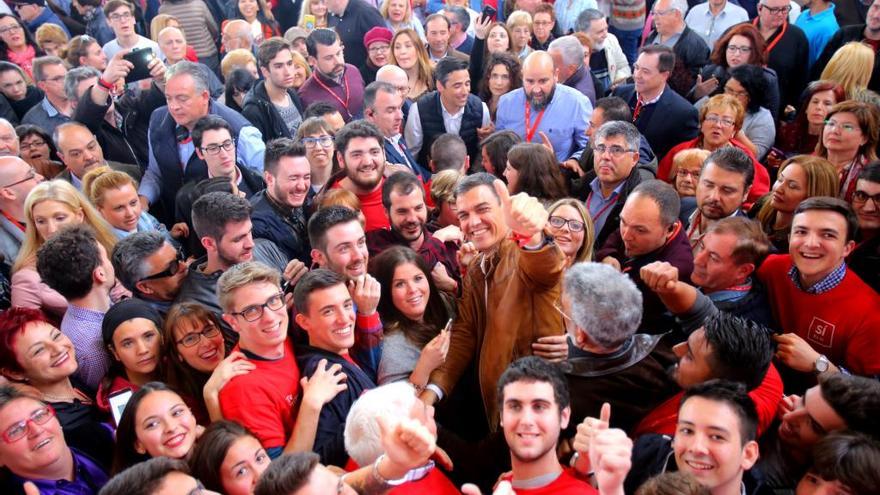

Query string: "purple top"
[[60, 305, 110, 392], [12, 448, 108, 495], [298, 64, 365, 123]]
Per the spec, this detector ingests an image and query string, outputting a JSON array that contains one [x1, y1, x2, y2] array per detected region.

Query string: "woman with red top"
[[0, 14, 44, 79], [97, 299, 164, 420], [775, 80, 845, 158], [658, 94, 771, 206], [814, 100, 879, 202], [0, 307, 115, 468], [224, 0, 281, 46]]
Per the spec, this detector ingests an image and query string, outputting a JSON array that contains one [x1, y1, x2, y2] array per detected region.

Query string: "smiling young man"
[[625, 380, 761, 495], [757, 197, 880, 388], [330, 120, 390, 231], [293, 269, 378, 467]]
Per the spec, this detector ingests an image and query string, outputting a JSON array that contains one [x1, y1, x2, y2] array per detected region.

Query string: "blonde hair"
[[35, 24, 69, 51], [756, 155, 840, 230], [14, 180, 118, 272], [150, 14, 180, 42], [820, 42, 875, 99], [221, 49, 257, 80], [506, 10, 533, 29], [699, 94, 745, 131], [291, 50, 311, 81], [380, 0, 412, 23], [216, 261, 281, 313], [298, 0, 326, 28], [669, 148, 711, 182], [548, 198, 595, 263], [81, 166, 138, 208], [316, 188, 361, 212], [430, 169, 461, 206], [389, 29, 434, 94]]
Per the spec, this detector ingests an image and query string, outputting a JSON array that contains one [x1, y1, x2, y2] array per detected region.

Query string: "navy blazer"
[[383, 138, 432, 182], [612, 84, 700, 160]]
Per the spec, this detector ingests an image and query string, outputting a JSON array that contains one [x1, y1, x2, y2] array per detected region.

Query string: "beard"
[[527, 85, 556, 111]]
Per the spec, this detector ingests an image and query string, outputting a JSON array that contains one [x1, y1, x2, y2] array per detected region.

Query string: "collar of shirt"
[[705, 1, 735, 17], [208, 164, 242, 186], [15, 448, 108, 492], [706, 277, 753, 303], [638, 87, 665, 106], [66, 304, 106, 322], [441, 102, 465, 121], [788, 261, 847, 294], [41, 97, 61, 117], [589, 176, 627, 201]]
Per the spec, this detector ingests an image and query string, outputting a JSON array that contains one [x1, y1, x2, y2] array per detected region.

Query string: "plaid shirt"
[[60, 305, 110, 392], [788, 262, 847, 294], [366, 228, 461, 286]]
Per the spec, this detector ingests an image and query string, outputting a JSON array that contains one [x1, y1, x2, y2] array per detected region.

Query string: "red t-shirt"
[[500, 468, 597, 494], [218, 339, 301, 450], [633, 364, 783, 438], [757, 255, 880, 376], [331, 179, 391, 232]]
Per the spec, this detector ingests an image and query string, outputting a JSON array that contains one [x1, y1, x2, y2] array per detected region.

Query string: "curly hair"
[[479, 51, 522, 102], [709, 23, 766, 68], [36, 224, 103, 300]]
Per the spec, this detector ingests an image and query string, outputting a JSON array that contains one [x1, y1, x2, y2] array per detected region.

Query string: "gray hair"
[[444, 5, 471, 30], [165, 60, 209, 93], [593, 120, 640, 152], [111, 231, 167, 293], [575, 9, 605, 32], [376, 64, 407, 83], [363, 81, 398, 111], [344, 382, 418, 466], [454, 172, 499, 203], [64, 66, 101, 103], [548, 36, 585, 69], [32, 56, 65, 82], [665, 0, 689, 17], [0, 118, 14, 135], [630, 180, 681, 228], [563, 262, 642, 348]]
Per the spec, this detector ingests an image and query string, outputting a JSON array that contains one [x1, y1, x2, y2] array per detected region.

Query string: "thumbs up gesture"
[[572, 402, 611, 475], [492, 179, 549, 246]]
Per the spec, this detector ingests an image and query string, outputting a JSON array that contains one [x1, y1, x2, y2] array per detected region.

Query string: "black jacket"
[[644, 26, 710, 98], [613, 83, 700, 160], [7, 86, 44, 124], [75, 84, 166, 170], [328, 0, 387, 66], [581, 164, 646, 252], [250, 190, 311, 264], [240, 80, 305, 141], [760, 20, 810, 109], [813, 24, 880, 93], [697, 64, 782, 120]]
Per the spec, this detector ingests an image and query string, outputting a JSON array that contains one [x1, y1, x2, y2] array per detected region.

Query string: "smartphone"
[[122, 47, 155, 83], [481, 5, 497, 21], [304, 14, 316, 30], [108, 388, 134, 426]]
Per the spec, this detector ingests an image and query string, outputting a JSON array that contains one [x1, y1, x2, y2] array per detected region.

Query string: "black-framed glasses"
[[1, 167, 36, 188], [229, 293, 285, 322], [20, 139, 46, 151], [0, 25, 23, 35], [2, 405, 55, 443], [759, 3, 791, 14], [201, 139, 235, 155], [548, 215, 586, 233], [176, 323, 221, 347], [592, 143, 635, 157], [302, 136, 334, 149], [138, 250, 185, 282], [852, 190, 880, 206]]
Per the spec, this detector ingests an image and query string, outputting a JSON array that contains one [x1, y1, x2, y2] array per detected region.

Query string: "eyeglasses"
[[1, 167, 36, 188], [823, 119, 859, 133], [302, 136, 334, 149], [592, 143, 635, 157], [676, 169, 702, 179], [652, 7, 676, 16], [723, 86, 749, 99], [230, 293, 285, 322], [548, 215, 586, 233], [726, 44, 752, 54], [760, 3, 791, 14], [0, 25, 23, 35], [41, 75, 66, 84], [368, 44, 390, 53], [704, 115, 736, 127], [176, 323, 221, 347], [201, 139, 235, 155], [138, 250, 185, 282], [108, 11, 134, 21], [852, 190, 880, 206], [2, 405, 55, 443], [20, 139, 46, 151]]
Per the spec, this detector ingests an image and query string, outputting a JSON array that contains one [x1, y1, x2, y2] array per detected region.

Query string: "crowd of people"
[[0, 0, 877, 493]]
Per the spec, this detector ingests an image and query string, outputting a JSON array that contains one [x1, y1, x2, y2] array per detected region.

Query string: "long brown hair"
[[755, 155, 840, 231], [162, 303, 225, 406], [815, 100, 880, 162], [506, 143, 568, 203], [709, 23, 766, 68]]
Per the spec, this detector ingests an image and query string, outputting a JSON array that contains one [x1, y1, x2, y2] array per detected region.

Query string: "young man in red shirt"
[[757, 197, 880, 390], [330, 120, 390, 232]]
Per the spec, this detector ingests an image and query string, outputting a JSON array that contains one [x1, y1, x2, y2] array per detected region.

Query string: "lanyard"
[[586, 191, 619, 221], [753, 18, 787, 53], [313, 71, 352, 119], [0, 210, 25, 231], [687, 211, 704, 249], [524, 100, 547, 142]]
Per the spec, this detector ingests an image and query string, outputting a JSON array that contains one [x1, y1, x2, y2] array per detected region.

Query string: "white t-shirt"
[[102, 35, 161, 60]]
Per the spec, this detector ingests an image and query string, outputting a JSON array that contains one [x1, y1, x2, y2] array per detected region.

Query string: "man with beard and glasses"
[[329, 120, 391, 232], [814, 0, 880, 93], [366, 172, 461, 294], [176, 192, 300, 346], [251, 138, 313, 267], [496, 51, 591, 169], [299, 29, 366, 123]]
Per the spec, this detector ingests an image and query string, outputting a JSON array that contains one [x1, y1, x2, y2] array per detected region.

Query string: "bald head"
[[223, 20, 253, 51], [158, 27, 187, 64], [55, 122, 105, 179], [522, 51, 558, 110], [0, 118, 18, 156], [375, 65, 409, 97], [0, 156, 43, 214]]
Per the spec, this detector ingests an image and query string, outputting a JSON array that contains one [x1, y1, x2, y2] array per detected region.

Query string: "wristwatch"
[[814, 355, 830, 375]]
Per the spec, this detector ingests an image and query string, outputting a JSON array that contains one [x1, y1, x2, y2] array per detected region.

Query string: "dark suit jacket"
[[57, 160, 142, 187], [383, 138, 431, 181], [612, 83, 700, 160]]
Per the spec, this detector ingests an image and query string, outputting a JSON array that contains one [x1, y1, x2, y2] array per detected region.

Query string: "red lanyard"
[[0, 210, 25, 231], [313, 71, 352, 119], [753, 18, 787, 54], [632, 99, 643, 122], [524, 100, 547, 142], [586, 191, 619, 221], [687, 211, 703, 249]]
